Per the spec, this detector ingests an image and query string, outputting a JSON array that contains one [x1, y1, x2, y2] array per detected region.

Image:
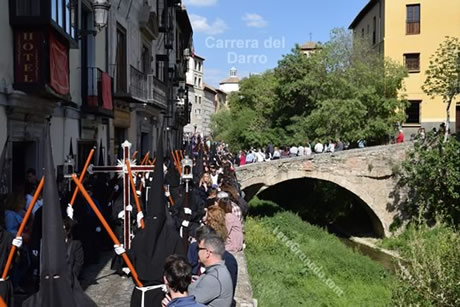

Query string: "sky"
[[183, 0, 369, 87]]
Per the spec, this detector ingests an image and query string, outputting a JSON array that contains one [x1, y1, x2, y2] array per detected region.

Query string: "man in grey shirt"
[[188, 234, 233, 307]]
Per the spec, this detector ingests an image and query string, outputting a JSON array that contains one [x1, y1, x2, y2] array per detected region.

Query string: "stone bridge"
[[236, 143, 412, 237]]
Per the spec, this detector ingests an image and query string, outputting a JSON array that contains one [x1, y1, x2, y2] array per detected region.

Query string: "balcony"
[[147, 74, 168, 109], [82, 67, 114, 117], [139, 7, 159, 40], [130, 65, 148, 101]]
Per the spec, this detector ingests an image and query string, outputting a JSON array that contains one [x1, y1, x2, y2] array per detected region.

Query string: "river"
[[339, 238, 399, 273]]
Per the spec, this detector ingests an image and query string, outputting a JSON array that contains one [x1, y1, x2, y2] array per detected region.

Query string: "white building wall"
[[202, 90, 217, 137], [0, 0, 14, 154], [0, 0, 13, 87], [69, 49, 82, 106], [219, 83, 239, 93], [50, 117, 65, 166]]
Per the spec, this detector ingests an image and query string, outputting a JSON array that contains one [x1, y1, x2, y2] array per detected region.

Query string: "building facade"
[[0, 0, 192, 192], [299, 41, 320, 56], [350, 0, 460, 135], [184, 54, 227, 139], [219, 67, 240, 94], [186, 54, 204, 136]]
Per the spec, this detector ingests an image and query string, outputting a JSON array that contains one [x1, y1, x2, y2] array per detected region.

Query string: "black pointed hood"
[[98, 139, 104, 166], [68, 138, 74, 158], [185, 140, 192, 158], [23, 126, 97, 307], [147, 135, 165, 220], [193, 148, 204, 183], [165, 150, 181, 188], [129, 129, 185, 283]]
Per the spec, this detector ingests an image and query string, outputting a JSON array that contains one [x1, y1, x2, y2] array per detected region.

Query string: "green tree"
[[391, 223, 460, 307], [304, 57, 408, 145], [211, 71, 279, 150], [396, 134, 460, 226], [422, 36, 460, 141], [211, 28, 408, 149], [274, 46, 326, 127]]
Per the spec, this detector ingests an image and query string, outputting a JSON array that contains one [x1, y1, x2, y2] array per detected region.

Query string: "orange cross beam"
[[69, 148, 95, 208], [71, 174, 143, 287], [170, 151, 179, 173], [125, 159, 145, 229], [174, 151, 182, 174], [2, 177, 44, 280], [141, 152, 150, 166]]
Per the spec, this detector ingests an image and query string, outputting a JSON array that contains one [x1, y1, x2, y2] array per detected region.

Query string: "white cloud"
[[183, 0, 218, 7], [242, 13, 268, 28], [190, 14, 228, 35]]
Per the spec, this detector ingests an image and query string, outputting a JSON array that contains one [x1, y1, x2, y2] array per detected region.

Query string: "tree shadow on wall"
[[386, 135, 460, 231]]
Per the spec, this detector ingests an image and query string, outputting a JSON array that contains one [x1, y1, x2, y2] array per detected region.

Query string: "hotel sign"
[[15, 31, 41, 83]]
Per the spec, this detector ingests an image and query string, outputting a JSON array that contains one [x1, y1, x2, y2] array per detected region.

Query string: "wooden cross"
[[88, 140, 154, 250]]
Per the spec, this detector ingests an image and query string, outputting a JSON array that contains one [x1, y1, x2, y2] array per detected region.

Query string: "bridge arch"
[[236, 143, 412, 237], [243, 173, 386, 238]]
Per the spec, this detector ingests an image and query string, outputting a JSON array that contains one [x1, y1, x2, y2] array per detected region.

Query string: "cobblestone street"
[[80, 251, 256, 307], [81, 252, 134, 307]]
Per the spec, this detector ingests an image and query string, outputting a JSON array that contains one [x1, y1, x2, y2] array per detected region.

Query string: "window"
[[116, 24, 127, 91], [404, 53, 420, 72], [198, 78, 201, 87], [194, 77, 197, 86], [156, 60, 165, 82], [406, 4, 420, 34], [361, 28, 364, 38], [141, 45, 150, 74], [198, 96, 201, 104], [372, 16, 376, 45], [49, 0, 74, 38], [195, 95, 197, 104], [406, 101, 421, 124]]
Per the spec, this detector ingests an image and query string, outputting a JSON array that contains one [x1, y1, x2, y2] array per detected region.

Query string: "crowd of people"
[[236, 138, 350, 166], [234, 127, 436, 166], [0, 133, 248, 307]]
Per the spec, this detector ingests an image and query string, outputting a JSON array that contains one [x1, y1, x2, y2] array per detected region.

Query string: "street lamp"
[[93, 0, 111, 31]]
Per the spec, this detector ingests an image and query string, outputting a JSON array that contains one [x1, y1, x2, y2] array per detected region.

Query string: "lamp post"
[[93, 0, 111, 31]]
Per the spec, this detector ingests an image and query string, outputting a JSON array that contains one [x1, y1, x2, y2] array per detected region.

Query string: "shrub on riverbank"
[[382, 223, 460, 306], [245, 199, 394, 306]]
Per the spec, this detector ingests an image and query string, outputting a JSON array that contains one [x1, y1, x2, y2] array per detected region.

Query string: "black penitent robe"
[[169, 186, 205, 239], [22, 126, 97, 307], [129, 133, 185, 307], [110, 193, 125, 274], [128, 216, 185, 307]]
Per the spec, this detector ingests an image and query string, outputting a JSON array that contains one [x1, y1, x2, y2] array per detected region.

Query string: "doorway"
[[12, 141, 37, 187]]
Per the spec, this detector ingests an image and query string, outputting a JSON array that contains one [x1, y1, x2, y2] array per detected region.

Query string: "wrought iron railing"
[[147, 74, 168, 108], [130, 65, 148, 101]]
